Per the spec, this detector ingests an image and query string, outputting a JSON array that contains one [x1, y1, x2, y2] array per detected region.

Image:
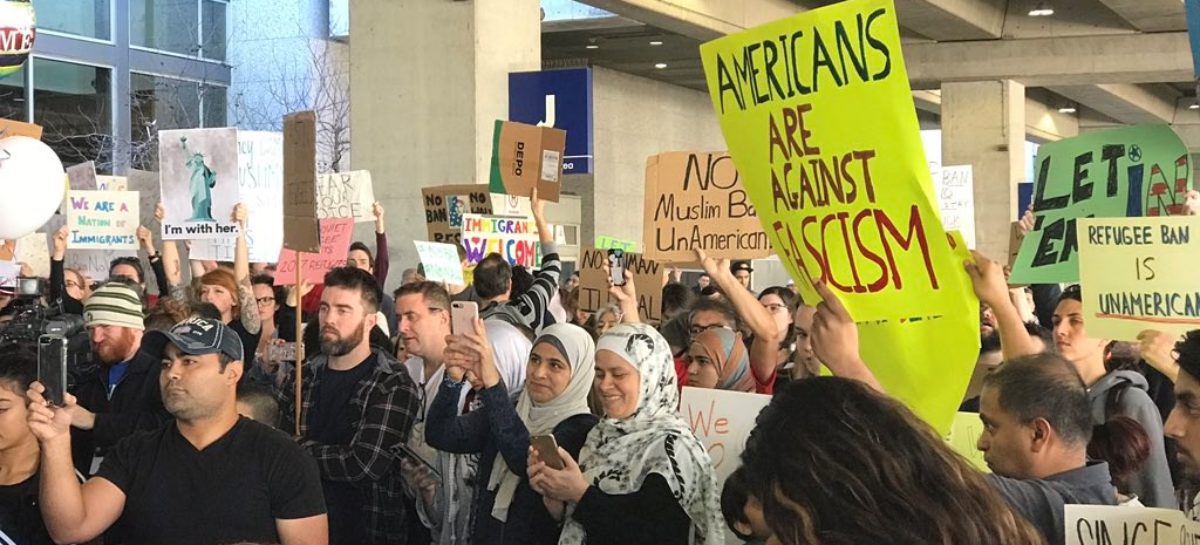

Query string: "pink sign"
[[274, 218, 353, 285]]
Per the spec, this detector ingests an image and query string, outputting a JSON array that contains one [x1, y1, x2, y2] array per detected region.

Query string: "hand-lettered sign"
[[1066, 505, 1200, 545], [317, 170, 375, 222], [699, 0, 976, 324], [678, 387, 771, 484], [274, 218, 353, 286], [459, 214, 541, 268], [414, 240, 466, 286], [65, 190, 140, 250], [577, 247, 662, 323], [1077, 216, 1200, 341], [421, 185, 495, 245], [643, 152, 769, 263], [1010, 124, 1192, 284]]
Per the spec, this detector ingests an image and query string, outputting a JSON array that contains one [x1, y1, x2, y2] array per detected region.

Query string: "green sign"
[[1010, 125, 1192, 284], [595, 235, 637, 252]]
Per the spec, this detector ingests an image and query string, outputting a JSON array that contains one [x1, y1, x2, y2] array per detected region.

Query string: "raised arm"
[[232, 204, 261, 334], [809, 280, 884, 393], [697, 249, 780, 384], [27, 386, 126, 544], [966, 251, 1039, 360], [372, 202, 390, 286], [49, 226, 69, 304], [512, 188, 562, 331]]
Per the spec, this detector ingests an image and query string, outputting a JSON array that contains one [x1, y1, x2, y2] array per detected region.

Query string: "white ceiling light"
[[1029, 2, 1054, 16], [1057, 106, 1076, 114], [655, 62, 668, 69], [1190, 103, 1200, 110], [649, 40, 663, 46], [586, 44, 599, 50]]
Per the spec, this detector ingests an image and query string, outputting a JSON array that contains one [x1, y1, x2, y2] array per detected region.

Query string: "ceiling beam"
[[574, 0, 801, 42], [1047, 84, 1181, 124], [906, 32, 1192, 88], [893, 0, 1006, 40], [1094, 0, 1187, 32]]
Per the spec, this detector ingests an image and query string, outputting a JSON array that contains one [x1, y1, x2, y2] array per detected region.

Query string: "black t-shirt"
[[97, 417, 326, 545], [308, 356, 376, 545], [0, 474, 53, 545]]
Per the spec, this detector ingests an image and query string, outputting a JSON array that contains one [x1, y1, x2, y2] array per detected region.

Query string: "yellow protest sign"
[[699, 0, 973, 323], [946, 412, 989, 472], [1078, 216, 1200, 341]]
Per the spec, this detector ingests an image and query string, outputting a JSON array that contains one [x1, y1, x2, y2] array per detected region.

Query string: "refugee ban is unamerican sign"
[[1010, 124, 1192, 284], [1078, 216, 1200, 341], [642, 152, 770, 263], [699, 0, 974, 323]]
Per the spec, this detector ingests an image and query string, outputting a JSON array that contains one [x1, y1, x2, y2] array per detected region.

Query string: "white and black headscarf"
[[560, 323, 723, 545]]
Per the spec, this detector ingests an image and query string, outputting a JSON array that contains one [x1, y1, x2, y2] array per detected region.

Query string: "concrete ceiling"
[[543, 0, 1195, 135]]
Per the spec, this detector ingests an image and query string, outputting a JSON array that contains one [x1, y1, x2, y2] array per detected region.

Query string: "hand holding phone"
[[530, 434, 565, 470], [37, 335, 68, 406], [607, 249, 626, 287], [451, 301, 479, 336]]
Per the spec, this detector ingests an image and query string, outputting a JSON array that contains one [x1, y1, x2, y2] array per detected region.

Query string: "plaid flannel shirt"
[[277, 348, 420, 545]]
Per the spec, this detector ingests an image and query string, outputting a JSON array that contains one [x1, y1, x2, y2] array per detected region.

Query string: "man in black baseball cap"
[[26, 317, 329, 545], [730, 260, 754, 291]]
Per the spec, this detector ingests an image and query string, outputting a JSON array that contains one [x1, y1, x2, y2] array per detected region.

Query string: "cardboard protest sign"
[[66, 161, 98, 190], [159, 128, 241, 240], [1077, 216, 1200, 341], [96, 175, 128, 191], [699, 0, 976, 323], [190, 132, 284, 263], [596, 235, 637, 252], [65, 249, 136, 283], [946, 412, 988, 472], [492, 193, 532, 218], [15, 232, 49, 278], [65, 191, 140, 250], [421, 185, 495, 244], [1066, 505, 1200, 545], [489, 120, 566, 202], [578, 247, 663, 322], [679, 387, 771, 483], [414, 240, 465, 285], [460, 214, 541, 268], [274, 219, 353, 286], [282, 112, 320, 253], [0, 119, 42, 140], [316, 171, 375, 222], [643, 152, 769, 262], [933, 165, 975, 249], [1010, 124, 1193, 284], [128, 170, 160, 231]]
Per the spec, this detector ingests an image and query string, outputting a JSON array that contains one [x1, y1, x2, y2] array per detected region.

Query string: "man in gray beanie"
[[65, 279, 170, 475]]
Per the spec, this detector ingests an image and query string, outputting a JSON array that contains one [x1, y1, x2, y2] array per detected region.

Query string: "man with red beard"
[[65, 280, 170, 475], [277, 267, 420, 545]]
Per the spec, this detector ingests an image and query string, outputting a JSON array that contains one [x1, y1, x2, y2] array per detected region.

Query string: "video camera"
[[0, 276, 86, 346]]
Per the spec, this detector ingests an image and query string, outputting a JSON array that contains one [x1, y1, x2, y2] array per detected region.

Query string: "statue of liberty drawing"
[[180, 136, 217, 222]]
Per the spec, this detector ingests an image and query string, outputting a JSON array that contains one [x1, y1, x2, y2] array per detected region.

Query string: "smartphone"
[[451, 301, 479, 335], [397, 441, 442, 481], [607, 249, 626, 287], [530, 434, 565, 470], [38, 335, 68, 406]]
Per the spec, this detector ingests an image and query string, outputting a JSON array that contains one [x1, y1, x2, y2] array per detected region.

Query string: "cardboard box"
[[488, 120, 566, 202]]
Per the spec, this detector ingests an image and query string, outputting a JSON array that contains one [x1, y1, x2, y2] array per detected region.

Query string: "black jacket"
[[69, 342, 171, 475]]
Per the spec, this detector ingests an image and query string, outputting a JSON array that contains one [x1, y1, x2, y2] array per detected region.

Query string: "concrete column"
[[941, 80, 1025, 261], [349, 0, 541, 270]]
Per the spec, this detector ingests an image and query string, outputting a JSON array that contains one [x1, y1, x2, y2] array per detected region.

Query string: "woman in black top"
[[426, 322, 598, 545], [0, 346, 54, 545]]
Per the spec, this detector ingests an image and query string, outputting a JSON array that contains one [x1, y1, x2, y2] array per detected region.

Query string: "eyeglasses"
[[255, 297, 276, 305], [763, 303, 788, 314], [689, 323, 725, 337]]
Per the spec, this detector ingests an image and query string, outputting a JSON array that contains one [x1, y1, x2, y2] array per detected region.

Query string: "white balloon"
[[0, 136, 66, 240]]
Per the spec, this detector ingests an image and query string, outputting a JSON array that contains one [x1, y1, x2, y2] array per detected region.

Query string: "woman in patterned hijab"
[[527, 323, 723, 545]]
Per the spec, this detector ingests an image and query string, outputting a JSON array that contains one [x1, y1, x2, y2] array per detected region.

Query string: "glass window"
[[130, 0, 199, 56], [201, 84, 226, 127], [32, 0, 112, 41], [0, 67, 27, 122], [32, 59, 112, 170], [201, 0, 227, 61], [131, 73, 203, 170]]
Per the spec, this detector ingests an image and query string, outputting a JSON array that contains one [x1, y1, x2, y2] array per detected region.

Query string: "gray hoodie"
[[1088, 370, 1174, 508]]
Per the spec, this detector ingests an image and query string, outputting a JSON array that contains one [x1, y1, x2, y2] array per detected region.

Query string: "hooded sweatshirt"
[[1087, 370, 1174, 508]]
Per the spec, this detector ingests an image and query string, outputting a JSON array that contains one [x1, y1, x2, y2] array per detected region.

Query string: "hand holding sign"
[[811, 280, 860, 373], [964, 251, 1010, 311], [1136, 329, 1180, 382]]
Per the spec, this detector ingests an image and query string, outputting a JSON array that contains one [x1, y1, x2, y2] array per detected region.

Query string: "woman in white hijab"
[[527, 323, 724, 545], [426, 319, 599, 545]]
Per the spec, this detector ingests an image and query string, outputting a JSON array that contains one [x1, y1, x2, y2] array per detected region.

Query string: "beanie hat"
[[84, 282, 145, 330]]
